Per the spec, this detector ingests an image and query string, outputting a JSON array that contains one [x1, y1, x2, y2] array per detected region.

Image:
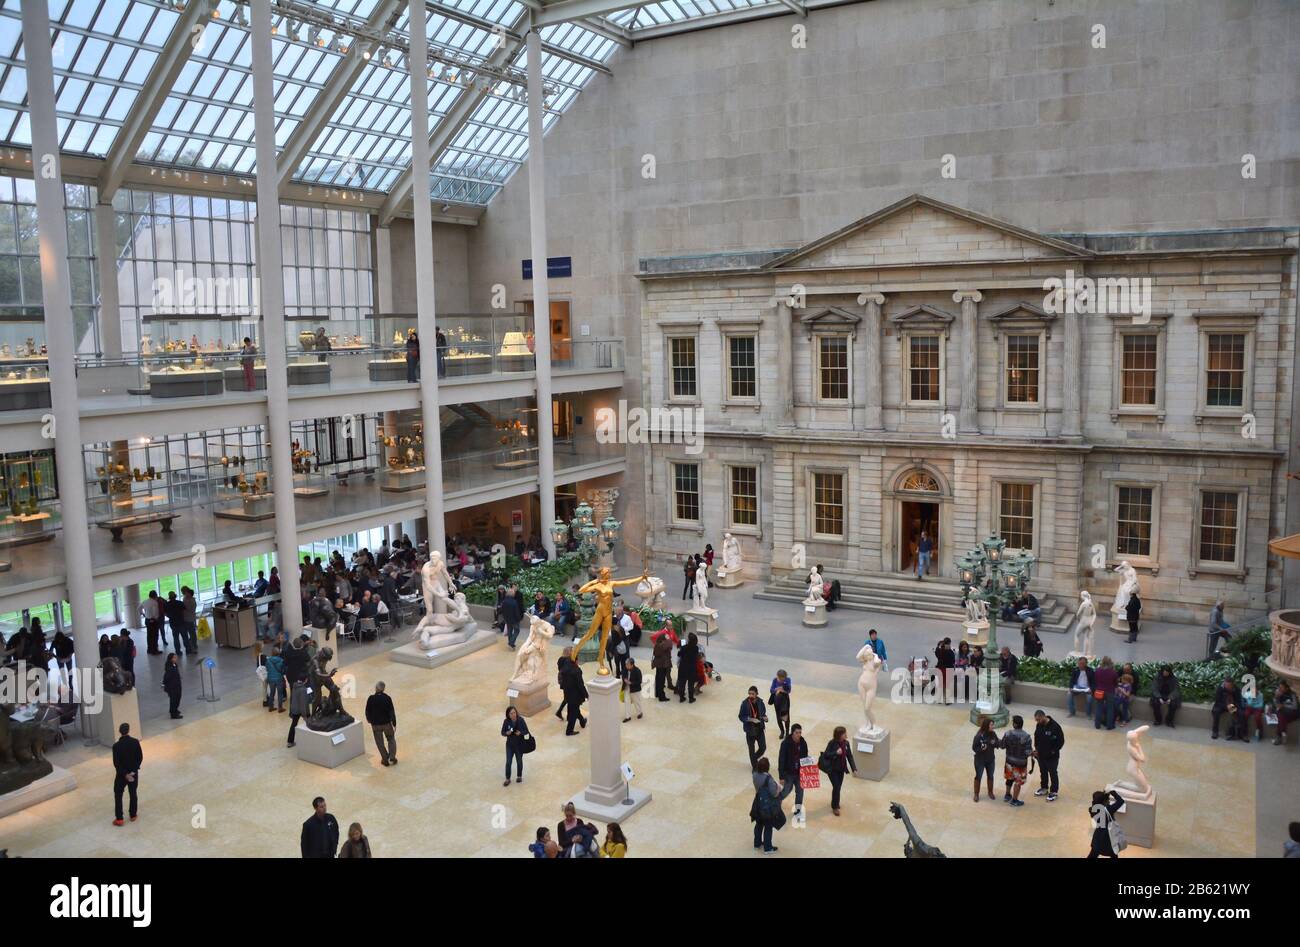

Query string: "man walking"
[[916, 530, 933, 579], [652, 631, 673, 701], [1031, 709, 1064, 802], [163, 591, 185, 658], [739, 685, 769, 768], [111, 722, 142, 827], [365, 681, 398, 766], [502, 584, 523, 649], [141, 590, 164, 654], [776, 723, 808, 816], [865, 628, 888, 666], [1126, 590, 1142, 643], [300, 796, 340, 858], [621, 657, 643, 722], [560, 656, 588, 735], [1002, 714, 1032, 807]]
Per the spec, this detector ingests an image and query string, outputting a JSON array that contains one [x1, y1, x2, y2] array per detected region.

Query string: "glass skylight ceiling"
[[0, 0, 801, 207]]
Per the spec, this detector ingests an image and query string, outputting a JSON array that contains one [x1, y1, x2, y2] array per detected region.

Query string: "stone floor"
[[0, 611, 1266, 858]]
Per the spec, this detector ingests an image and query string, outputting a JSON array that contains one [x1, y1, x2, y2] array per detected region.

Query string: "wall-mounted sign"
[[522, 256, 573, 279]]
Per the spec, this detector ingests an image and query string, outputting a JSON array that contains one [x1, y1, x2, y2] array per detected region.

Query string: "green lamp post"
[[955, 536, 1034, 727]]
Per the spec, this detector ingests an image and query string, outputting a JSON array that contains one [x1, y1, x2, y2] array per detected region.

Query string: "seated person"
[[815, 563, 841, 611], [222, 580, 241, 604], [548, 592, 574, 634], [1015, 593, 1042, 626], [530, 591, 553, 619], [251, 571, 269, 598], [1239, 686, 1265, 742], [1211, 676, 1243, 740], [357, 591, 380, 621]]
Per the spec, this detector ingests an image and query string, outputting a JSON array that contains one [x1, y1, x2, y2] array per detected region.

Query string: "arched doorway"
[[896, 469, 942, 575]]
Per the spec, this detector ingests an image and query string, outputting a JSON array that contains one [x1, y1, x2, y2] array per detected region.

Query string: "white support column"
[[93, 201, 123, 359], [1061, 308, 1082, 438], [526, 25, 557, 557], [407, 0, 446, 556], [860, 292, 885, 430], [375, 225, 394, 315], [250, 0, 303, 632], [22, 0, 117, 742], [954, 290, 983, 434]]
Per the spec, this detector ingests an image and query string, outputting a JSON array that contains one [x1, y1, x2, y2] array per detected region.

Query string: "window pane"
[[728, 335, 756, 398], [813, 472, 844, 536], [670, 337, 697, 398], [1199, 491, 1239, 563], [818, 336, 848, 400], [673, 463, 700, 522], [1005, 335, 1038, 403], [999, 483, 1034, 550], [1121, 334, 1158, 406], [1116, 486, 1153, 557], [730, 465, 757, 527], [909, 336, 940, 402], [1205, 334, 1245, 407]]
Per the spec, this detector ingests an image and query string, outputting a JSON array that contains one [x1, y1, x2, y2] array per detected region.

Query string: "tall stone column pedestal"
[[567, 674, 651, 821], [1106, 783, 1156, 848], [100, 690, 141, 741], [851, 727, 891, 780]]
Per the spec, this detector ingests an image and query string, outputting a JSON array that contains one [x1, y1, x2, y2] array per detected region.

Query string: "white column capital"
[[953, 289, 984, 304], [857, 292, 886, 306]]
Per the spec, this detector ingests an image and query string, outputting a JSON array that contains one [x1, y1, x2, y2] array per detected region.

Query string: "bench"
[[98, 512, 178, 543]]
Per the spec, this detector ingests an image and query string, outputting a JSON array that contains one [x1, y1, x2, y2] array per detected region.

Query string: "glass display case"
[[0, 306, 48, 367], [85, 442, 175, 540], [0, 449, 58, 550], [0, 362, 51, 410], [378, 412, 427, 493], [368, 313, 417, 382], [145, 355, 227, 398], [140, 313, 255, 359]]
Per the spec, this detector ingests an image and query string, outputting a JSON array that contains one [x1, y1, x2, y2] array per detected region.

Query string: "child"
[[1115, 672, 1134, 724], [528, 826, 550, 858]]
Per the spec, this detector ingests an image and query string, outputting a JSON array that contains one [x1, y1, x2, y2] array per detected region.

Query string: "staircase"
[[754, 571, 1075, 634]]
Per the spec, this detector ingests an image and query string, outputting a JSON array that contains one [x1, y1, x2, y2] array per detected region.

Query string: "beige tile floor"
[[0, 640, 1254, 858]]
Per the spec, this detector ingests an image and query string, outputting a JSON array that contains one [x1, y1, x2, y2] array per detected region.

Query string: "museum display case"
[[0, 362, 51, 410], [0, 307, 48, 367], [0, 449, 58, 550], [378, 413, 427, 493], [140, 312, 256, 358]]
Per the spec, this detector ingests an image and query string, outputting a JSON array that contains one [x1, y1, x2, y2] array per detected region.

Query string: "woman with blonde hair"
[[337, 822, 372, 858]]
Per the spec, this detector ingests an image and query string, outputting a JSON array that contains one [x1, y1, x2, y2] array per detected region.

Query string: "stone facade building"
[[637, 195, 1297, 623]]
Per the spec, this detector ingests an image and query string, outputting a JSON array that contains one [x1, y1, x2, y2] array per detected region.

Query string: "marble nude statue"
[[1115, 724, 1151, 796], [570, 566, 650, 675], [1111, 560, 1139, 624], [692, 566, 709, 610], [511, 614, 556, 686], [721, 532, 742, 573], [1073, 590, 1097, 656], [855, 643, 883, 734], [804, 567, 824, 604], [411, 551, 476, 651]]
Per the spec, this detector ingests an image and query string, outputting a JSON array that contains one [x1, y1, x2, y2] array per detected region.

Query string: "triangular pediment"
[[891, 304, 955, 326], [764, 195, 1091, 270], [799, 307, 861, 333], [987, 302, 1059, 335]]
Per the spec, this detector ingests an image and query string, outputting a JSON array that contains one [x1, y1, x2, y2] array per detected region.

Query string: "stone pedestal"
[[99, 689, 141, 742], [1109, 613, 1129, 633], [714, 569, 743, 588], [962, 620, 989, 648], [567, 673, 652, 821], [802, 599, 827, 627], [389, 627, 496, 669], [507, 676, 551, 717], [684, 606, 718, 639], [295, 720, 365, 768], [1106, 783, 1156, 848], [0, 765, 77, 818], [851, 727, 890, 781]]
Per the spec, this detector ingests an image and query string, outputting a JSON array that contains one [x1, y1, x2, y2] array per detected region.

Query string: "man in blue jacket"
[[740, 686, 769, 769], [864, 628, 888, 664]]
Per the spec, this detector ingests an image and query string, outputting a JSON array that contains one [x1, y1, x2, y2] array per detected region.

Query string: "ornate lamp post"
[[550, 500, 620, 564], [955, 536, 1034, 726]]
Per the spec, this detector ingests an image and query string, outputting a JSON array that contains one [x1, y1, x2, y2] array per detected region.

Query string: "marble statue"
[[411, 551, 476, 651], [305, 647, 354, 732], [1073, 590, 1097, 656], [1111, 560, 1139, 624], [569, 566, 649, 675], [1115, 724, 1151, 796], [692, 566, 709, 610], [963, 591, 989, 625], [804, 567, 824, 604], [511, 614, 555, 686], [635, 574, 666, 608], [722, 532, 742, 573], [855, 643, 883, 734]]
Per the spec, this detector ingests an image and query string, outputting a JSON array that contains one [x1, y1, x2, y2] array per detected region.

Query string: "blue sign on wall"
[[522, 256, 573, 279]]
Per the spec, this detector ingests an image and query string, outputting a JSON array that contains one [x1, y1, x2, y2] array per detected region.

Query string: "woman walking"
[[972, 716, 1000, 802], [822, 726, 857, 816], [1087, 789, 1126, 858], [750, 757, 783, 854], [338, 822, 372, 858], [501, 705, 531, 785], [162, 652, 183, 719]]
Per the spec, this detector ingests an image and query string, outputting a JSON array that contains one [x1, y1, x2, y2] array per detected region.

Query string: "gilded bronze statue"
[[569, 566, 648, 675]]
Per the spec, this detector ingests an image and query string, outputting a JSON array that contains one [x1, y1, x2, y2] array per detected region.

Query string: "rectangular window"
[[1199, 491, 1239, 564], [728, 335, 756, 399], [1005, 335, 1039, 404], [909, 336, 940, 402], [673, 463, 700, 522], [817, 336, 849, 401], [812, 472, 844, 537], [1116, 486, 1153, 558], [1205, 334, 1245, 407], [1121, 334, 1158, 406], [670, 337, 697, 399], [998, 483, 1034, 550], [730, 465, 758, 527]]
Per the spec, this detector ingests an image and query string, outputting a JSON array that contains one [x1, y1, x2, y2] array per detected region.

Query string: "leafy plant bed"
[[1016, 625, 1277, 704]]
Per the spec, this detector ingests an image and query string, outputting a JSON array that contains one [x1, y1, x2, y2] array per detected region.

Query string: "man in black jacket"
[[776, 723, 808, 813], [502, 584, 523, 649], [301, 796, 340, 858], [365, 681, 398, 765], [1211, 677, 1243, 740], [1031, 709, 1065, 801], [739, 686, 769, 768], [560, 658, 588, 735], [111, 722, 143, 826], [1125, 591, 1142, 643]]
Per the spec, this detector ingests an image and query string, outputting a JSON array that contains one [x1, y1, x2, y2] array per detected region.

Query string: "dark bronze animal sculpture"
[[99, 656, 134, 694], [889, 802, 947, 858], [0, 705, 56, 796]]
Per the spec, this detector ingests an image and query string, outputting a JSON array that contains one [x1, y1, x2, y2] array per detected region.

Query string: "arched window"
[[899, 471, 941, 493]]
